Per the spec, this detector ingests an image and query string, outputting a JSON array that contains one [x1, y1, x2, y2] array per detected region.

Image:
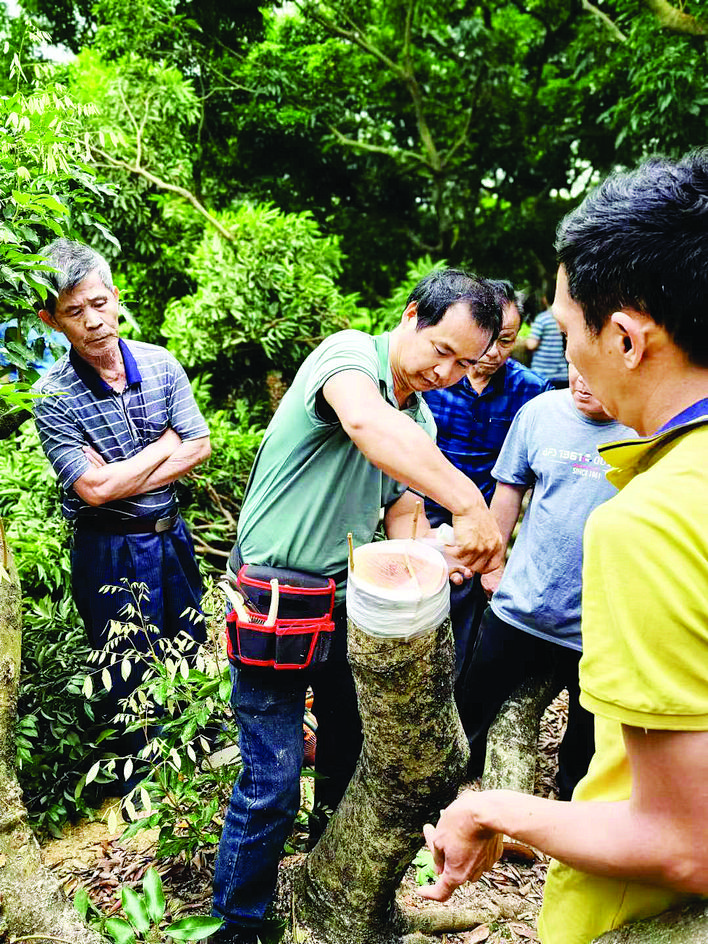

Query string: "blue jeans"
[[212, 604, 362, 932]]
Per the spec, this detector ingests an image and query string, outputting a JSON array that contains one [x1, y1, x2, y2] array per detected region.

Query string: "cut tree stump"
[[285, 614, 469, 944]]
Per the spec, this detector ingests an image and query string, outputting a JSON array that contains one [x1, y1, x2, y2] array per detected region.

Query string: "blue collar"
[[657, 397, 708, 434], [69, 339, 142, 397]]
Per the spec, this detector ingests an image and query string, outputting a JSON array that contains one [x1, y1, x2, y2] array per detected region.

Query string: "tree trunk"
[[481, 673, 556, 794], [592, 900, 708, 942], [0, 532, 105, 943], [291, 615, 469, 944]]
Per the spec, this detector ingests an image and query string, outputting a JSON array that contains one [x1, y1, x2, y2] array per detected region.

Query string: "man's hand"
[[438, 542, 474, 586], [481, 564, 504, 598], [419, 791, 503, 901], [451, 508, 503, 573], [83, 444, 106, 469]]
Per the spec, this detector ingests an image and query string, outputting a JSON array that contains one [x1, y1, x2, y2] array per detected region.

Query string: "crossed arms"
[[73, 428, 211, 506]]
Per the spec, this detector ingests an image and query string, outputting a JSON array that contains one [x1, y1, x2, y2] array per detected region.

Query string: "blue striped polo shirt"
[[33, 339, 209, 522], [529, 309, 568, 382]]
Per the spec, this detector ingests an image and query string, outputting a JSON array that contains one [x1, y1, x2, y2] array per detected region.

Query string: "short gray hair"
[[39, 238, 114, 315]]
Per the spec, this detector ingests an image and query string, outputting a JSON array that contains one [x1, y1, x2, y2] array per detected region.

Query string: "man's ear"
[[38, 309, 57, 329], [401, 300, 417, 326], [609, 310, 649, 369]]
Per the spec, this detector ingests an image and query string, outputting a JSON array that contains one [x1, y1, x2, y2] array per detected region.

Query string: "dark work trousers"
[[458, 606, 595, 800], [450, 574, 488, 681], [71, 518, 204, 762], [212, 602, 363, 934]]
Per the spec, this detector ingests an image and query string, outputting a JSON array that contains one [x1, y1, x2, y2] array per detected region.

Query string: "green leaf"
[[105, 917, 137, 944], [143, 866, 166, 923], [121, 886, 151, 933], [73, 886, 90, 920], [165, 915, 225, 940]]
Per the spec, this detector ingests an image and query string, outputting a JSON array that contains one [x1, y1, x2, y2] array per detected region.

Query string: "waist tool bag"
[[222, 564, 336, 670]]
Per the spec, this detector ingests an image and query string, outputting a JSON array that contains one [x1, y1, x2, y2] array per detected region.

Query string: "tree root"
[[396, 903, 500, 935]]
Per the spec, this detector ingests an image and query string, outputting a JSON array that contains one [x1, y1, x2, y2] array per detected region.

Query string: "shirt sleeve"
[[165, 355, 210, 441], [528, 312, 547, 341], [490, 400, 535, 486], [33, 390, 91, 490], [303, 330, 379, 427]]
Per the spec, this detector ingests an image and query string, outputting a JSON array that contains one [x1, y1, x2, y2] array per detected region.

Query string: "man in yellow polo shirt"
[[419, 150, 708, 943]]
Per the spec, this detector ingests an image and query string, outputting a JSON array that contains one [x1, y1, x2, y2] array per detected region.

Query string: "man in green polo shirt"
[[212, 268, 504, 944], [420, 153, 708, 944]]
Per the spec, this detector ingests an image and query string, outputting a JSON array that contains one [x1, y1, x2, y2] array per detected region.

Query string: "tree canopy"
[[14, 0, 708, 327]]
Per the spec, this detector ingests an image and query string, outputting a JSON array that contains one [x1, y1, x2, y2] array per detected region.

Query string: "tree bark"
[[291, 615, 469, 944], [481, 673, 556, 794], [640, 0, 708, 37], [0, 533, 105, 943], [592, 900, 708, 942]]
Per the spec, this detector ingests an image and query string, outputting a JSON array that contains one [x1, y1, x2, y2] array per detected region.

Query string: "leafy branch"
[[640, 0, 708, 37]]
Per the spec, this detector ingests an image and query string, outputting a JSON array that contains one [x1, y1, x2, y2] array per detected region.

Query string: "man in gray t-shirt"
[[458, 364, 632, 798]]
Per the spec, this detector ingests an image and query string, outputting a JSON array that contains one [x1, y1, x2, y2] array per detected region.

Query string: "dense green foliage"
[[162, 203, 361, 376]]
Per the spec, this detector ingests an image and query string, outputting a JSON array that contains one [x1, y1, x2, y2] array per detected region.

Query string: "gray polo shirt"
[[33, 339, 209, 521]]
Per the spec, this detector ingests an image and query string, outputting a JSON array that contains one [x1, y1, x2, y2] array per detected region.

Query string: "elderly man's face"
[[469, 302, 521, 378], [552, 266, 615, 406], [568, 363, 613, 421], [39, 269, 120, 362]]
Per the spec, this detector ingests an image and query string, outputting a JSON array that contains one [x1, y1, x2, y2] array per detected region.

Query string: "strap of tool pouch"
[[225, 564, 336, 670]]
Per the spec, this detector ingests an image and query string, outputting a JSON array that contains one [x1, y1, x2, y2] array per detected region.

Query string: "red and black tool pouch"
[[225, 564, 336, 670]]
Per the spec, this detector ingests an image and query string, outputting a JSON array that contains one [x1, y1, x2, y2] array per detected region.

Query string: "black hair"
[[488, 278, 526, 327], [39, 238, 114, 316], [556, 149, 708, 367], [406, 268, 501, 339], [488, 278, 515, 308]]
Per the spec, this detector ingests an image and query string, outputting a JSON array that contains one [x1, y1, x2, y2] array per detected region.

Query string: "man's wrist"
[[450, 492, 486, 518], [460, 789, 514, 839]]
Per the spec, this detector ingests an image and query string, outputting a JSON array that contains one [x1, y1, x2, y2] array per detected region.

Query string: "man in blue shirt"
[[33, 239, 211, 772], [424, 281, 551, 676]]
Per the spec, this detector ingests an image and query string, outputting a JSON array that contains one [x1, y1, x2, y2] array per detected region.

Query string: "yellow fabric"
[[538, 421, 708, 944]]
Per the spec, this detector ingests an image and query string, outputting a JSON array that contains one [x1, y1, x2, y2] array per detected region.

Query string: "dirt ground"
[[42, 693, 568, 943]]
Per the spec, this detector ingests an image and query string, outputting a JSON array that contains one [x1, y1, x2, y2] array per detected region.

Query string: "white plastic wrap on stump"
[[346, 538, 450, 640]]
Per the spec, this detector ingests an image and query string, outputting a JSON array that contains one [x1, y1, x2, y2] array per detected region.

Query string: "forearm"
[[456, 789, 704, 892], [140, 436, 211, 491], [349, 406, 487, 517], [73, 429, 183, 505], [383, 491, 433, 541], [489, 483, 527, 550]]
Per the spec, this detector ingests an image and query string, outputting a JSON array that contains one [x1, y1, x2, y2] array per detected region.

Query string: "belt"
[[74, 511, 180, 535]]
